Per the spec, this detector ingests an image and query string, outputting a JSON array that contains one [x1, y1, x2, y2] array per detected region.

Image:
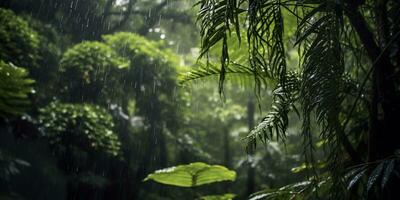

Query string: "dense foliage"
[[39, 102, 121, 158], [194, 0, 400, 199], [1, 0, 400, 199], [59, 41, 128, 103], [0, 8, 39, 69]]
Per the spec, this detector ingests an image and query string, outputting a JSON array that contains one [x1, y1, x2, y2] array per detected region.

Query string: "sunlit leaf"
[[198, 193, 236, 200], [144, 162, 236, 187]]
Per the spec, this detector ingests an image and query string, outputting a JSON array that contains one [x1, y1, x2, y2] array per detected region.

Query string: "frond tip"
[[246, 72, 300, 153], [179, 62, 266, 86]]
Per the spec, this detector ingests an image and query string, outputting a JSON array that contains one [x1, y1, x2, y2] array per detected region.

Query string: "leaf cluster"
[[59, 41, 129, 103], [0, 8, 40, 69], [39, 102, 121, 157]]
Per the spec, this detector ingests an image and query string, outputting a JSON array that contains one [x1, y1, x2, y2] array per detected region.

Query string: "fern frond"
[[246, 72, 300, 153], [197, 0, 242, 92], [299, 9, 344, 166], [298, 6, 349, 198], [247, 0, 287, 85], [248, 176, 332, 200], [179, 62, 266, 86]]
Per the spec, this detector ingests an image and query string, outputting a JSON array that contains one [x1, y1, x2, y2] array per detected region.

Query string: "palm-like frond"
[[179, 62, 266, 87], [300, 13, 343, 127], [196, 0, 242, 92], [247, 0, 287, 85], [197, 0, 288, 91], [246, 71, 300, 153], [195, 0, 400, 198], [248, 176, 332, 200], [299, 5, 344, 162]]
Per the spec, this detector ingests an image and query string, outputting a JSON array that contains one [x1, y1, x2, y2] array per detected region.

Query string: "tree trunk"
[[346, 1, 400, 199]]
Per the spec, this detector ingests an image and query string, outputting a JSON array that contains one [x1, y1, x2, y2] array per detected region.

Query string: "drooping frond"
[[297, 5, 349, 198], [247, 0, 287, 85], [246, 72, 300, 153], [197, 0, 289, 91], [300, 13, 343, 127], [196, 0, 242, 92]]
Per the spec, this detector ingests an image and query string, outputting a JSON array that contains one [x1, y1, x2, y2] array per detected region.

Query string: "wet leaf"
[[347, 167, 367, 190], [144, 162, 236, 187], [381, 160, 395, 190], [367, 163, 384, 192], [198, 194, 236, 200]]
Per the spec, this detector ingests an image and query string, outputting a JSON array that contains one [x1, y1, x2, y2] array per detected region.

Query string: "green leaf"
[[198, 194, 236, 200], [144, 162, 236, 187], [249, 180, 313, 200]]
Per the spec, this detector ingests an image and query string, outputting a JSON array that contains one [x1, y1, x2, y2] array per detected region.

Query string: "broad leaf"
[[198, 194, 236, 200], [144, 162, 236, 187]]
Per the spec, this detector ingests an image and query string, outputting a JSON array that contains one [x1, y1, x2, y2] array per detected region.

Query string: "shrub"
[[39, 102, 121, 158], [59, 41, 128, 103], [0, 8, 40, 69]]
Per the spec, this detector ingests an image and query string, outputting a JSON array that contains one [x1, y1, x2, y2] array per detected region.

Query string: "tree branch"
[[344, 5, 380, 60]]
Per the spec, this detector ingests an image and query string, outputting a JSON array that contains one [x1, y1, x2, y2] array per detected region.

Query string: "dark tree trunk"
[[346, 1, 400, 199]]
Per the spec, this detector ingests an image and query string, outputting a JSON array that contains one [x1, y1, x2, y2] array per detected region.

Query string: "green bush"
[[103, 32, 177, 63], [0, 60, 34, 117], [103, 32, 180, 123], [103, 32, 179, 100], [39, 102, 121, 157], [0, 8, 40, 69], [59, 41, 128, 103]]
